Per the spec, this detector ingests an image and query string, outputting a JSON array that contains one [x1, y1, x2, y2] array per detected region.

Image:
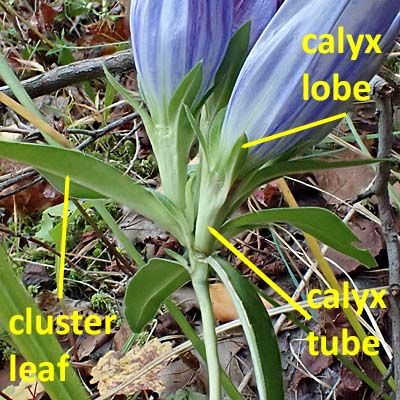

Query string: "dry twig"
[[0, 50, 135, 99], [372, 77, 400, 399]]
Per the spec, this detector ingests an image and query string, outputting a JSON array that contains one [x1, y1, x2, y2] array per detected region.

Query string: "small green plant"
[[0, 340, 15, 361], [90, 292, 117, 314]]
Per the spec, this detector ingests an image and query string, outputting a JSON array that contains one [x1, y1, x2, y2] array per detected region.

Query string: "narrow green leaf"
[[222, 207, 377, 267], [208, 108, 226, 165], [168, 62, 203, 120], [232, 157, 383, 211], [103, 67, 154, 132], [0, 245, 89, 400], [124, 258, 190, 333], [0, 141, 187, 244], [207, 22, 250, 117], [208, 257, 284, 400], [167, 64, 203, 192], [247, 158, 382, 191], [184, 105, 209, 163]]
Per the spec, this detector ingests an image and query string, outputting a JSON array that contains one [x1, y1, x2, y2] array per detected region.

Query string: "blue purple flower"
[[222, 0, 400, 162], [233, 0, 281, 47], [130, 1, 233, 123]]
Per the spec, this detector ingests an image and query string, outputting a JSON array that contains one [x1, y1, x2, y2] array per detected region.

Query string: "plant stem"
[[165, 298, 243, 399], [191, 259, 221, 399]]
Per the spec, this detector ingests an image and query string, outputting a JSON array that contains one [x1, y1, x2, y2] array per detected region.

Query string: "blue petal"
[[233, 0, 280, 47], [130, 1, 233, 122], [222, 0, 400, 162]]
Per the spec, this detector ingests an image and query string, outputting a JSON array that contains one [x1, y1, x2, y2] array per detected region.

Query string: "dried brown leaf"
[[0, 159, 63, 215], [90, 338, 172, 395], [113, 321, 132, 351], [326, 214, 382, 274], [313, 150, 374, 205]]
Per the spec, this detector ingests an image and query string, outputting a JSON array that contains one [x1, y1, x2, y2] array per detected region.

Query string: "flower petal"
[[130, 1, 233, 122], [223, 0, 400, 162], [233, 0, 280, 47]]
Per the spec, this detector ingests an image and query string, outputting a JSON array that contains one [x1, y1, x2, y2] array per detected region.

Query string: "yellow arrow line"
[[242, 112, 347, 149], [208, 226, 312, 320], [58, 175, 70, 300]]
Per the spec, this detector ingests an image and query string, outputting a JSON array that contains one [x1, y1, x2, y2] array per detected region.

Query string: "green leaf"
[[124, 259, 190, 333], [206, 22, 250, 118], [65, 0, 89, 17], [252, 157, 381, 189], [222, 207, 377, 267], [208, 257, 284, 400], [184, 105, 208, 163], [0, 141, 189, 244], [208, 108, 227, 165], [232, 157, 383, 211], [0, 245, 90, 400], [103, 67, 153, 133], [44, 171, 104, 199], [168, 62, 203, 121]]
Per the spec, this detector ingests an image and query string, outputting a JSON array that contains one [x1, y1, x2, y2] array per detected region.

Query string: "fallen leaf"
[[210, 283, 273, 322], [40, 2, 61, 29], [77, 330, 113, 359], [252, 183, 280, 208], [113, 321, 132, 351], [337, 365, 363, 396], [292, 345, 334, 389], [166, 388, 207, 400], [313, 150, 374, 205], [3, 379, 44, 400], [325, 214, 382, 274], [22, 263, 52, 288], [118, 207, 168, 244], [0, 159, 63, 215], [90, 338, 172, 395]]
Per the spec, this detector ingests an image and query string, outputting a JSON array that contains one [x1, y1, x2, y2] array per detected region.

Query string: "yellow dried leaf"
[[3, 380, 44, 400], [90, 338, 172, 395]]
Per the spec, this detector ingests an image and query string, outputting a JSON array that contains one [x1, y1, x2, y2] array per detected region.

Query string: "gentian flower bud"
[[222, 0, 399, 162], [233, 0, 281, 47], [130, 1, 233, 123]]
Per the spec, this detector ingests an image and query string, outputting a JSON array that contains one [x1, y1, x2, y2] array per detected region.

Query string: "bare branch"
[[0, 50, 135, 99], [372, 77, 400, 399]]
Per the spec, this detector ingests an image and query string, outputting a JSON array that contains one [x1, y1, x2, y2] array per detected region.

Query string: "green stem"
[[191, 260, 221, 399], [165, 298, 243, 399]]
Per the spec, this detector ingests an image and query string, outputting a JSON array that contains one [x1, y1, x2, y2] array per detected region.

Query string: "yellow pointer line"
[[208, 226, 312, 320], [58, 175, 70, 300], [242, 112, 347, 149]]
